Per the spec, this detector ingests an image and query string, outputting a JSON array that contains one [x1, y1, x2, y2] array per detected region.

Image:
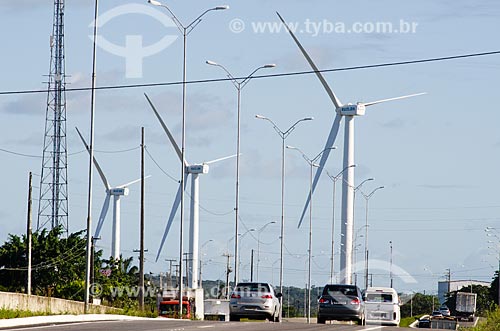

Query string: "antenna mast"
[[37, 0, 69, 234]]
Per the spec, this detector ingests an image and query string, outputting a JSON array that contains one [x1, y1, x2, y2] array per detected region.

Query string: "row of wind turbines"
[[74, 11, 424, 289]]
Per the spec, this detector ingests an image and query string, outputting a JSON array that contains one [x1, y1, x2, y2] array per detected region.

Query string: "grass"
[[466, 309, 500, 331], [400, 315, 423, 328], [0, 308, 52, 319]]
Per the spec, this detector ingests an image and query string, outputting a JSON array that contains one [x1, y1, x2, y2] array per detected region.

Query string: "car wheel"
[[229, 314, 240, 322], [317, 316, 326, 324]]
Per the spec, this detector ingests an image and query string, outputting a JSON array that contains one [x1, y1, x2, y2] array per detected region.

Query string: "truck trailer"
[[455, 292, 477, 322]]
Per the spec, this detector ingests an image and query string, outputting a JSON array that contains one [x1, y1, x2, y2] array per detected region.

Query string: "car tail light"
[[351, 298, 361, 305], [231, 294, 241, 299], [261, 294, 273, 299], [318, 297, 329, 304]]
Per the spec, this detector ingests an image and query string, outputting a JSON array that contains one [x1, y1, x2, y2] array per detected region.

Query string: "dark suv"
[[317, 284, 365, 325]]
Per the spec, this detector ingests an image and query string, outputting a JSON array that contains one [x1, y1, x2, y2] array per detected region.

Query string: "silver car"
[[229, 282, 282, 322]]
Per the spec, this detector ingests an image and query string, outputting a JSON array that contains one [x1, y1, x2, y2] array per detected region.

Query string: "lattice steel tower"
[[37, 0, 69, 234]]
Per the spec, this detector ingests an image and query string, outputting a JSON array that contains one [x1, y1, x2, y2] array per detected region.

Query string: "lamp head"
[[303, 117, 314, 121], [264, 64, 277, 68], [255, 114, 267, 120], [215, 5, 229, 10], [206, 60, 218, 66], [148, 0, 162, 6]]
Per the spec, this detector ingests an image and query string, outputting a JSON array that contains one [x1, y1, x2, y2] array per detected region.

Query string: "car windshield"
[[235, 283, 271, 293], [323, 285, 357, 297], [365, 293, 393, 302]]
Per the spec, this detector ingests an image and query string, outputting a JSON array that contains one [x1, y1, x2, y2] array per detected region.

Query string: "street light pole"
[[390, 240, 393, 288], [347, 177, 373, 282], [256, 220, 276, 282], [255, 114, 313, 321], [287, 146, 336, 324], [326, 165, 356, 284], [148, 1, 228, 317], [360, 186, 384, 290], [207, 62, 275, 287], [238, 228, 255, 278]]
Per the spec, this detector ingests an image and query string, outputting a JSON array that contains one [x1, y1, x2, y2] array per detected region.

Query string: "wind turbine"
[[144, 93, 236, 289], [76, 127, 145, 260], [276, 12, 425, 284]]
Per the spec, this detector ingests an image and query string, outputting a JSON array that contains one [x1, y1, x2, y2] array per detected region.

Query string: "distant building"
[[438, 280, 491, 304]]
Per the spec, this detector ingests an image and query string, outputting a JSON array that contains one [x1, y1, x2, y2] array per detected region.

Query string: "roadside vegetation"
[[0, 226, 157, 315], [467, 309, 500, 331], [0, 308, 51, 319]]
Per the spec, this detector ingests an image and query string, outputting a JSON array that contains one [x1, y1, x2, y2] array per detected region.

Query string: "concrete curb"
[[0, 314, 168, 329]]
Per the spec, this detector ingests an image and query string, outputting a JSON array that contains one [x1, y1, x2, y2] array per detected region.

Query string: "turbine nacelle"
[[337, 103, 366, 116], [109, 187, 129, 196], [187, 164, 209, 174]]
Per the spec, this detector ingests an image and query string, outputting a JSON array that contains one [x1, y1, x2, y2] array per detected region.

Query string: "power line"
[[0, 146, 140, 159], [0, 50, 499, 96]]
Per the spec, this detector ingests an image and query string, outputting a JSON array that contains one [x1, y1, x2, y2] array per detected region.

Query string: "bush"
[[468, 309, 500, 331]]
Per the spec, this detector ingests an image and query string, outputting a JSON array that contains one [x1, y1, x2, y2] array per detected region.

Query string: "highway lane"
[[0, 320, 403, 331]]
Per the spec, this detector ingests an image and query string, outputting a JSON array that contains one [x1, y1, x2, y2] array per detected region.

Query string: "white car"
[[364, 287, 401, 326], [229, 282, 282, 322], [439, 306, 451, 317]]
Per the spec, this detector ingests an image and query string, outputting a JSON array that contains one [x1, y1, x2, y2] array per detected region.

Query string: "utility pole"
[[26, 172, 33, 296], [446, 268, 451, 299], [183, 253, 192, 288], [223, 253, 233, 299], [165, 259, 176, 288], [138, 127, 145, 310], [250, 249, 254, 282], [389, 241, 393, 288]]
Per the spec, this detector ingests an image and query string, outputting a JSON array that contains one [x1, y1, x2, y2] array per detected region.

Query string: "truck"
[[158, 298, 192, 319], [455, 292, 477, 322], [157, 289, 193, 319]]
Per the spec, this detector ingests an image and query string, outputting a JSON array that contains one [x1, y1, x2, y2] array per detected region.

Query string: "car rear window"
[[235, 283, 271, 292], [365, 293, 393, 302], [323, 285, 358, 296]]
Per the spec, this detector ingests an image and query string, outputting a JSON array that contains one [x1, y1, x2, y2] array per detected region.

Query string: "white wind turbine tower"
[[277, 12, 425, 285], [145, 94, 236, 289], [76, 127, 145, 260]]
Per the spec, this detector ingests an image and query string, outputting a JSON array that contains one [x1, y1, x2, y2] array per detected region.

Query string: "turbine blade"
[[116, 175, 152, 189], [363, 92, 426, 107], [297, 113, 343, 228], [155, 177, 189, 262], [75, 127, 111, 190], [204, 154, 238, 165], [94, 194, 111, 238], [144, 93, 188, 167], [276, 12, 342, 109]]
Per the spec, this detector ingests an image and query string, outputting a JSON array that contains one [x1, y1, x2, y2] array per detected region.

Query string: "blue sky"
[[1, 0, 500, 294]]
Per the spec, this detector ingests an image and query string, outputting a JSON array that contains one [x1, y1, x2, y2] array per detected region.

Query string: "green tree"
[[93, 256, 140, 309], [400, 292, 439, 317], [0, 227, 105, 301], [490, 271, 499, 306]]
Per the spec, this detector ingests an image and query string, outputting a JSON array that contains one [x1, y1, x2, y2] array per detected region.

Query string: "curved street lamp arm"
[[283, 117, 313, 138], [312, 147, 336, 163], [240, 66, 266, 88]]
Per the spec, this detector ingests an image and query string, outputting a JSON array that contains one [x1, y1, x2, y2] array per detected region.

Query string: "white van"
[[363, 287, 400, 326]]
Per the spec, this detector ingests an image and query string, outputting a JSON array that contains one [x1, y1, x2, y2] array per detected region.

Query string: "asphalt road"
[[0, 320, 404, 331]]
